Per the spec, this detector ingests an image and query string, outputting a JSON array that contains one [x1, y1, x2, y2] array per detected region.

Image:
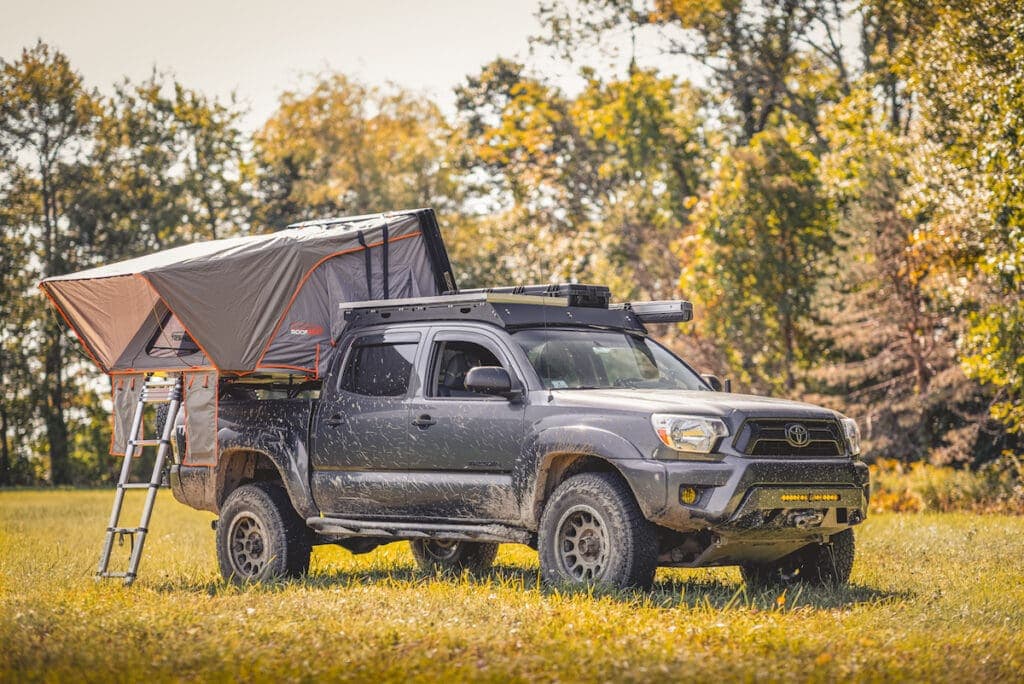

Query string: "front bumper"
[[614, 455, 870, 537]]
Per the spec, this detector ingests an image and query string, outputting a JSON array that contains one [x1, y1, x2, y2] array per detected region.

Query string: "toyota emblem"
[[784, 423, 810, 448]]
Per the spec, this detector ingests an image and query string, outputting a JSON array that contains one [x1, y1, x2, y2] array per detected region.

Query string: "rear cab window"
[[339, 331, 421, 397]]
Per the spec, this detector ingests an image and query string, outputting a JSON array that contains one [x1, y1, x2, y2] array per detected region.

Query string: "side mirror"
[[702, 374, 723, 392], [465, 366, 520, 400]]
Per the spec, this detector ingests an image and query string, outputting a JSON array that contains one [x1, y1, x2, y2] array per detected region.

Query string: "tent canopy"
[[40, 208, 457, 377]]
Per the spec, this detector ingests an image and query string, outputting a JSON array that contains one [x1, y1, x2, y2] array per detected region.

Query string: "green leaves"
[[684, 126, 833, 393]]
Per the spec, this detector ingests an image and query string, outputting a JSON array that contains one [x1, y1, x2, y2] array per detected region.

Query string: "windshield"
[[513, 328, 709, 391]]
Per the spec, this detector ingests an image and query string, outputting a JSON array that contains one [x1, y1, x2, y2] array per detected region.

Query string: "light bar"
[[614, 300, 693, 324]]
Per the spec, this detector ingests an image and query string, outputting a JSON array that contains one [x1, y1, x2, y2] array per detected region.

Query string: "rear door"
[[311, 328, 422, 516]]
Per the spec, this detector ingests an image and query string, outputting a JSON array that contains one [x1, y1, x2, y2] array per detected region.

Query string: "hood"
[[549, 389, 839, 423]]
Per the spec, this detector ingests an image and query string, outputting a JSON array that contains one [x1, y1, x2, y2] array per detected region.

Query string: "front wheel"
[[538, 472, 657, 590], [740, 528, 855, 589], [409, 540, 499, 575], [216, 482, 311, 583]]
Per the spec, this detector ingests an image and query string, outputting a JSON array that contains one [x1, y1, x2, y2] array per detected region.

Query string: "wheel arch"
[[214, 447, 316, 518], [523, 426, 667, 529]]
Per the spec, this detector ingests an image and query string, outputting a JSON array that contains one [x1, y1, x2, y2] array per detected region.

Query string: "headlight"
[[840, 417, 861, 456], [651, 414, 729, 454]]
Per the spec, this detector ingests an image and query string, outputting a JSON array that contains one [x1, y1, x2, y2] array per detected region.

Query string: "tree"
[[537, 0, 853, 142], [899, 0, 1024, 436], [73, 74, 253, 260], [682, 125, 833, 393], [0, 161, 44, 484], [0, 46, 252, 484], [253, 74, 458, 229], [812, 84, 999, 463], [0, 42, 99, 484], [453, 60, 705, 298]]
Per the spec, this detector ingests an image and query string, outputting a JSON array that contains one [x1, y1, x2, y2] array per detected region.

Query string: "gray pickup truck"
[[169, 285, 868, 589]]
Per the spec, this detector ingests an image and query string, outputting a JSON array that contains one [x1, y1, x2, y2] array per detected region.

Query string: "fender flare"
[[212, 421, 318, 518], [520, 426, 667, 528]]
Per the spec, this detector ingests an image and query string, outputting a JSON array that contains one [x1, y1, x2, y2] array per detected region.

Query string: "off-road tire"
[[538, 471, 657, 590], [740, 528, 855, 589], [216, 482, 311, 583], [409, 540, 499, 575]]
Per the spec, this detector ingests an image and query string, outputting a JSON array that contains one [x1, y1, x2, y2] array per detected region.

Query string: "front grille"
[[733, 418, 845, 457]]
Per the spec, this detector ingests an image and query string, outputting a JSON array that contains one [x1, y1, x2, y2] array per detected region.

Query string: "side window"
[[340, 342, 417, 397], [430, 340, 503, 398]]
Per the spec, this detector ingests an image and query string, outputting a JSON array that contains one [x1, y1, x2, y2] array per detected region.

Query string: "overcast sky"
[[0, 0, 583, 130]]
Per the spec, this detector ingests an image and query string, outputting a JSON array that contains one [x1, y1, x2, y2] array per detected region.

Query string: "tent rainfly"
[[39, 208, 458, 464]]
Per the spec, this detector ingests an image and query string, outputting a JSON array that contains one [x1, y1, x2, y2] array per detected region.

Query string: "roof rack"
[[334, 285, 694, 335], [338, 291, 568, 316]]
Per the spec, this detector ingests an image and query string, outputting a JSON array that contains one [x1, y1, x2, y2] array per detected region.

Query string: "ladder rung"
[[119, 483, 160, 490], [97, 572, 135, 579], [143, 389, 179, 403], [129, 439, 169, 447], [109, 526, 147, 534]]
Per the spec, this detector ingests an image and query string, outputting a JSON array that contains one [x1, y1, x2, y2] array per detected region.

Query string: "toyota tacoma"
[[168, 284, 869, 589]]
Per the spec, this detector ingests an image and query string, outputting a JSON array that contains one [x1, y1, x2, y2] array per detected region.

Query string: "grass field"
[[1, 490, 1022, 682]]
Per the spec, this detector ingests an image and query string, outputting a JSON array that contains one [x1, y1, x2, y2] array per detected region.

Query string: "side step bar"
[[306, 517, 532, 545]]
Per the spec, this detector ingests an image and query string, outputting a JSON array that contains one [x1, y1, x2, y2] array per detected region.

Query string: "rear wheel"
[[538, 472, 657, 590], [409, 540, 499, 575], [216, 482, 311, 583], [740, 528, 855, 589]]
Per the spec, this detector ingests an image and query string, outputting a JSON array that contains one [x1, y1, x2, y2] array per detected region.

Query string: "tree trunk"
[[44, 319, 70, 484], [0, 359, 10, 486], [40, 165, 71, 485]]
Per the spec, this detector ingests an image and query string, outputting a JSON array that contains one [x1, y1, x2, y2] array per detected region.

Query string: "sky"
[[0, 0, 588, 131], [1, 0, 700, 131]]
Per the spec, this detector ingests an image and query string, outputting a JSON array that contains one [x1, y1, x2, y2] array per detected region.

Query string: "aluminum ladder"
[[96, 374, 183, 586]]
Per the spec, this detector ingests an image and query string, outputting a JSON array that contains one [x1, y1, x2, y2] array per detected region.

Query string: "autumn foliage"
[[2, 1, 1022, 492]]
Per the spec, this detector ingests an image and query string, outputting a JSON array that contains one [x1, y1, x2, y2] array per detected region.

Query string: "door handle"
[[323, 413, 343, 427], [412, 414, 436, 428]]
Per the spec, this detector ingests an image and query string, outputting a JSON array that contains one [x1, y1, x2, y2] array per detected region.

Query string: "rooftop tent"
[[40, 208, 458, 464], [40, 208, 457, 378]]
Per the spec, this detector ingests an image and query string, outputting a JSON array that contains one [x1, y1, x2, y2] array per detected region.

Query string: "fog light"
[[680, 486, 699, 505]]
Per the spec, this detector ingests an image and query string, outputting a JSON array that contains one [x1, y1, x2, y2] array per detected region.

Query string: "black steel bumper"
[[615, 455, 870, 537]]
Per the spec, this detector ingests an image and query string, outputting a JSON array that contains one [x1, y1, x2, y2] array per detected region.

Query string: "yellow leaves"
[[254, 73, 453, 215]]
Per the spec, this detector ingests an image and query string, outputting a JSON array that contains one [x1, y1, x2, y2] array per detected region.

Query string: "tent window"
[[146, 311, 201, 358]]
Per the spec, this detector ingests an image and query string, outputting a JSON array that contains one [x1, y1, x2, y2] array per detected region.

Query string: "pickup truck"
[[169, 286, 869, 589]]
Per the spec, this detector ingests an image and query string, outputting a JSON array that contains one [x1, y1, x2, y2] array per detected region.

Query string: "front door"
[[404, 328, 526, 521]]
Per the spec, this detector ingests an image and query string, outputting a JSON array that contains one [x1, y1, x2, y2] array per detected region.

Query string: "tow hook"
[[788, 510, 825, 529], [211, 519, 218, 531]]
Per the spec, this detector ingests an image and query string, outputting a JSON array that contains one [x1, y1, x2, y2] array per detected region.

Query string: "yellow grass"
[[1, 489, 1022, 682]]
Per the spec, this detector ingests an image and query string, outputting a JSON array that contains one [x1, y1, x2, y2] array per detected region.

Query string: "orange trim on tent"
[[253, 229, 423, 369], [38, 282, 108, 372], [253, 362, 317, 374]]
